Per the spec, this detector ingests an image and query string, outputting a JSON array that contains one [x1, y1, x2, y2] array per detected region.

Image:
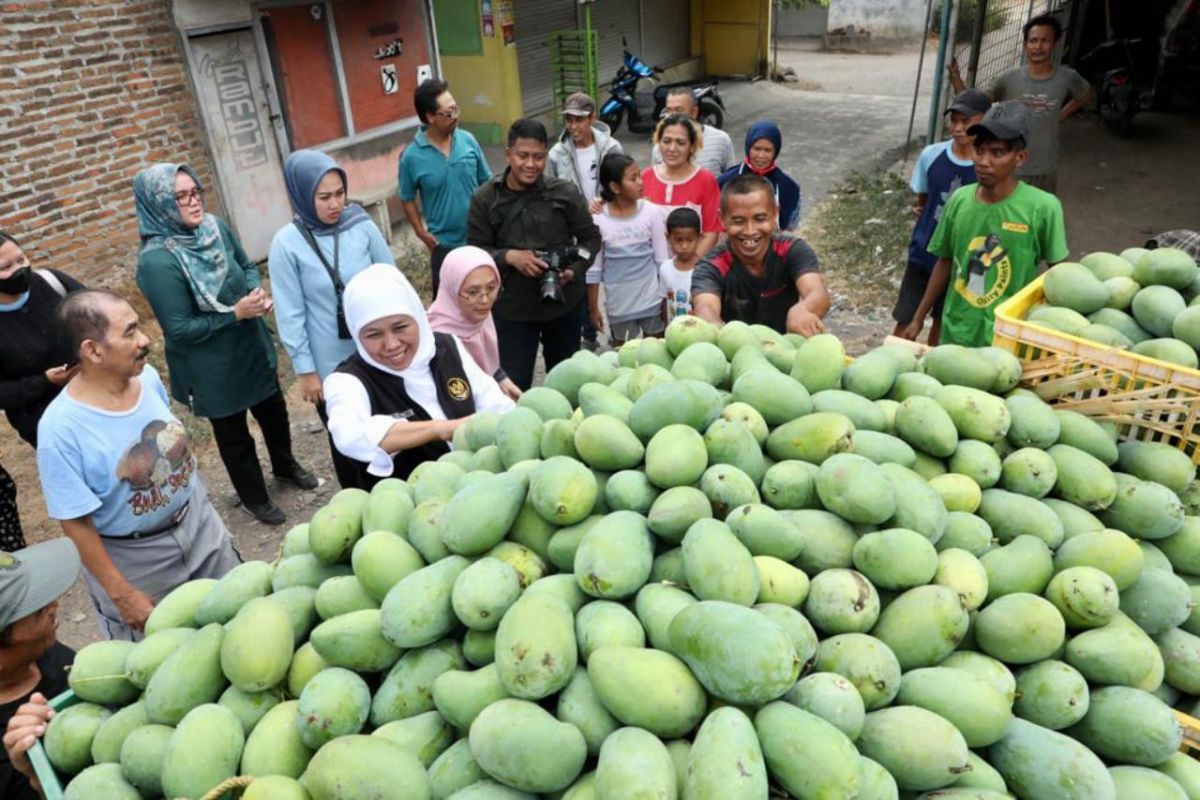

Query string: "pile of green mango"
[[1026, 246, 1200, 369], [43, 314, 1200, 799]]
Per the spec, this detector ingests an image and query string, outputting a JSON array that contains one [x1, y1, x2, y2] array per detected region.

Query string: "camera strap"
[[495, 190, 539, 246], [294, 223, 343, 299]]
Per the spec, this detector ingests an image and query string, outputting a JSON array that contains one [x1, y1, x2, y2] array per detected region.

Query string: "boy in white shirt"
[[659, 207, 702, 322]]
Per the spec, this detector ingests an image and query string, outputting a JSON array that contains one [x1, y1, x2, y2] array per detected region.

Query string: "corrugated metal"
[[589, 0, 642, 83], [640, 0, 691, 67], [515, 0, 578, 112]]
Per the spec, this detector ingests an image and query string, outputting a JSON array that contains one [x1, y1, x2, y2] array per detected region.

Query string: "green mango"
[[727, 503, 804, 560], [975, 592, 1066, 665], [843, 347, 901, 400], [118, 724, 173, 797], [143, 578, 216, 634], [671, 340, 729, 385], [699, 463, 761, 519], [241, 775, 309, 800], [940, 651, 1017, 703], [646, 486, 712, 544], [195, 560, 274, 624], [857, 706, 968, 792], [782, 672, 866, 740], [1100, 474, 1186, 540], [351, 531, 423, 603], [1055, 408, 1119, 464], [286, 642, 328, 698], [469, 699, 586, 793], [1044, 565, 1119, 629], [635, 584, 699, 653], [1156, 625, 1200, 695], [889, 370, 943, 401], [897, 667, 1011, 748], [159, 703, 244, 800], [936, 511, 993, 556], [142, 622, 226, 726], [573, 414, 644, 471], [681, 518, 760, 605], [858, 756, 901, 800], [1071, 686, 1183, 766], [758, 461, 820, 512], [881, 463, 949, 543], [370, 639, 464, 726], [296, 667, 371, 750], [310, 608, 401, 673], [1066, 612, 1165, 689], [756, 701, 862, 798], [852, 528, 938, 590], [813, 389, 889, 432], [1117, 440, 1196, 495], [1110, 766, 1190, 800], [1153, 753, 1200, 800], [684, 706, 768, 799], [1121, 566, 1192, 635], [1005, 394, 1062, 448], [574, 510, 654, 599], [790, 333, 845, 393], [1158, 516, 1200, 576], [813, 633, 901, 710], [1014, 659, 1090, 730], [217, 684, 280, 737], [89, 702, 148, 764], [494, 593, 576, 700], [587, 646, 707, 738], [380, 555, 470, 648], [870, 585, 968, 670], [428, 739, 488, 799], [220, 596, 295, 693], [575, 600, 644, 660], [934, 384, 1011, 443], [948, 439, 1002, 488], [977, 488, 1064, 548], [438, 472, 528, 555], [361, 485, 414, 536], [933, 548, 988, 611], [816, 453, 897, 524], [62, 764, 139, 800], [851, 429, 918, 467], [604, 469, 659, 514], [372, 710, 455, 767], [67, 640, 137, 706], [451, 557, 522, 632], [922, 343, 998, 391], [302, 735, 430, 800], [518, 385, 573, 420], [786, 509, 859, 573], [765, 411, 855, 465], [720, 401, 770, 444], [547, 516, 601, 571], [272, 553, 354, 593], [594, 727, 676, 797], [554, 668, 619, 755], [1043, 497, 1105, 540], [670, 600, 801, 706], [754, 555, 811, 607], [703, 418, 766, 484], [627, 379, 724, 440], [1001, 447, 1059, 498], [804, 568, 880, 635], [990, 718, 1115, 800], [1054, 528, 1145, 590], [981, 534, 1054, 600], [528, 456, 598, 525], [896, 395, 958, 458]]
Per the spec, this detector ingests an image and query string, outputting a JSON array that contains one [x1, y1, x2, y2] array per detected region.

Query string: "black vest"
[[333, 332, 476, 486]]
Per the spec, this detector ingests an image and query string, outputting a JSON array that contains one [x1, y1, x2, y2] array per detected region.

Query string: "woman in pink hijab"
[[427, 246, 522, 401]]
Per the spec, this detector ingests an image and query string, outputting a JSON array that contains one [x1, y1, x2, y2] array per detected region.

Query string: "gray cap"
[[968, 100, 1030, 143], [563, 92, 596, 117], [0, 538, 81, 630], [947, 88, 991, 117]]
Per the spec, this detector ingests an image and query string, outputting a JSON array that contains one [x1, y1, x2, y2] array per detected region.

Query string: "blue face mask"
[[0, 267, 30, 295]]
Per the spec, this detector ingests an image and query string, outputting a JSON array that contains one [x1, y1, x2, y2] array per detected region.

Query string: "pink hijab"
[[427, 246, 502, 376]]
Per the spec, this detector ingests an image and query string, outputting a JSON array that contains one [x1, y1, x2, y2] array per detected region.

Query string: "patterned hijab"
[[283, 149, 370, 236], [133, 163, 233, 313]]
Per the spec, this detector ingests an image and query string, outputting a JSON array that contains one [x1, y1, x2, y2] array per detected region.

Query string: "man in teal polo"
[[399, 79, 492, 294]]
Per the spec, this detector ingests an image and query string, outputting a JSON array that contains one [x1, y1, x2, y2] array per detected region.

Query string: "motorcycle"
[[598, 43, 725, 135], [1081, 37, 1153, 137]]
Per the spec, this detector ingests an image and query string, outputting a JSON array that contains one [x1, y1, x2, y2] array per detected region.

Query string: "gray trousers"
[[83, 475, 242, 641]]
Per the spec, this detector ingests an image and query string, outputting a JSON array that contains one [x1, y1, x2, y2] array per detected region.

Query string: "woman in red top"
[[642, 115, 721, 257]]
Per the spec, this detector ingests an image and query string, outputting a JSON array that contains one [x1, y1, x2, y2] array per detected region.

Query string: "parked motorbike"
[[598, 42, 725, 135], [1081, 37, 1153, 137]]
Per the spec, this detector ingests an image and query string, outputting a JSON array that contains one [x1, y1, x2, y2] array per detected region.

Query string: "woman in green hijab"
[[134, 163, 317, 525]]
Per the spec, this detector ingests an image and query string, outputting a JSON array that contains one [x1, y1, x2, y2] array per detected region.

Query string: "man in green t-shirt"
[[902, 101, 1069, 347]]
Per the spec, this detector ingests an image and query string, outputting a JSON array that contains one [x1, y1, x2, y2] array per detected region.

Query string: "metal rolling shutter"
[[515, 0, 578, 113], [640, 0, 690, 68], [589, 0, 642, 85]]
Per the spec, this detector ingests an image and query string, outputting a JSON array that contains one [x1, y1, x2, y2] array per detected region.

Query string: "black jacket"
[[467, 169, 601, 323]]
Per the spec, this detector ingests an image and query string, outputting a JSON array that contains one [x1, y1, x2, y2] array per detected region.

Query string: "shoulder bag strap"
[[35, 269, 68, 298], [293, 222, 342, 295]]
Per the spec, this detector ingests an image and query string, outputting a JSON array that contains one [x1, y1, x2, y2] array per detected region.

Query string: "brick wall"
[[0, 0, 219, 286]]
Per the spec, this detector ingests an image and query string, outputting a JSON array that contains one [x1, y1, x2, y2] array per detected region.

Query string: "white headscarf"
[[343, 264, 435, 383]]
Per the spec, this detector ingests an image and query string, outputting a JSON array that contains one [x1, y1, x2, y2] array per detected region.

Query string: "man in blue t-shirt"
[[399, 79, 492, 295], [892, 89, 991, 345], [36, 290, 240, 641]]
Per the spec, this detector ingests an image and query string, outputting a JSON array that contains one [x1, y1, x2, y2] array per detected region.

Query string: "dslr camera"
[[536, 245, 591, 303]]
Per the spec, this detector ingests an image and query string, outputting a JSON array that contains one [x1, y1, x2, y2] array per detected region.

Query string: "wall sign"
[[372, 38, 404, 60], [380, 63, 398, 94]]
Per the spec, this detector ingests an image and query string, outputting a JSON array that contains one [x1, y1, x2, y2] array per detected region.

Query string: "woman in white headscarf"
[[323, 264, 514, 486]]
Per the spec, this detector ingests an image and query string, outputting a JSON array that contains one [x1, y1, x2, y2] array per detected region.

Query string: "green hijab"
[[133, 163, 233, 313]]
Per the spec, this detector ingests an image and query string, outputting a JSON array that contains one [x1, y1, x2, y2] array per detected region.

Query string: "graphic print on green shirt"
[[930, 182, 1069, 347]]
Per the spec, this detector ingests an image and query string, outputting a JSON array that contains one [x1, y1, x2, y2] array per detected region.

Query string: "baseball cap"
[[968, 100, 1030, 143], [947, 88, 991, 117], [563, 92, 596, 117], [0, 538, 81, 630]]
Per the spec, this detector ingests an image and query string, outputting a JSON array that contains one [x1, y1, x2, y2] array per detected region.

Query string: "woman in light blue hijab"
[[269, 149, 395, 489], [134, 163, 317, 526]]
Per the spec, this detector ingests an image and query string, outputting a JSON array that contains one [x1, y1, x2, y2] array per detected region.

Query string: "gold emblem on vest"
[[447, 377, 471, 401]]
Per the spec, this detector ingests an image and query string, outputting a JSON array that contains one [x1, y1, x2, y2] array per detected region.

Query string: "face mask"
[[0, 267, 30, 294]]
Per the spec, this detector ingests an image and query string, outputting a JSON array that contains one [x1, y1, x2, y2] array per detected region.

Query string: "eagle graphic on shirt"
[[955, 233, 1012, 308]]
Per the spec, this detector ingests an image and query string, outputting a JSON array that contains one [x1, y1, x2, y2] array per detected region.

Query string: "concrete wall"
[[777, 4, 830, 37], [441, 36, 524, 146], [0, 1, 217, 283], [827, 0, 927, 41]]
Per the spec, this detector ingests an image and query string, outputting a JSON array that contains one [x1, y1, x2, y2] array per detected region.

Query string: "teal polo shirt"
[[398, 127, 492, 247]]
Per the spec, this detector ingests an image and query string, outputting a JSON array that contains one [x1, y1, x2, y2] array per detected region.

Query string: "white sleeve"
[[323, 372, 402, 477], [454, 337, 516, 415]]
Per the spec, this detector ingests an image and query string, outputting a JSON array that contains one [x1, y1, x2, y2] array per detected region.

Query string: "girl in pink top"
[[642, 114, 722, 257], [426, 246, 522, 401]]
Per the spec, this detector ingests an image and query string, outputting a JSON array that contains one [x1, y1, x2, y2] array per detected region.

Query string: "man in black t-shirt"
[[692, 174, 831, 335], [0, 539, 81, 800]]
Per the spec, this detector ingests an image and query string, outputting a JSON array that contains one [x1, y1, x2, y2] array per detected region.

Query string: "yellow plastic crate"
[[1177, 710, 1200, 758], [992, 275, 1200, 465]]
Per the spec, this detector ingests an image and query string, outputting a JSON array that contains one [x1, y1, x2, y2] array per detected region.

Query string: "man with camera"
[[468, 119, 602, 389]]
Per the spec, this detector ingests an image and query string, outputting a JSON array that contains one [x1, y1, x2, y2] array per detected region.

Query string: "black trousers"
[[315, 399, 371, 491], [493, 302, 585, 390], [430, 243, 452, 298], [208, 390, 299, 507], [0, 462, 25, 551]]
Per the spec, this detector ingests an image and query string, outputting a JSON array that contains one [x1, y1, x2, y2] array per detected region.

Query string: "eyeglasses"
[[174, 187, 205, 206], [459, 285, 500, 302], [434, 106, 461, 119]]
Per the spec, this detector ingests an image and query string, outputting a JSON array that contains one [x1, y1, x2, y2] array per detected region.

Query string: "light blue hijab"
[[283, 149, 370, 236], [133, 163, 233, 313]]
